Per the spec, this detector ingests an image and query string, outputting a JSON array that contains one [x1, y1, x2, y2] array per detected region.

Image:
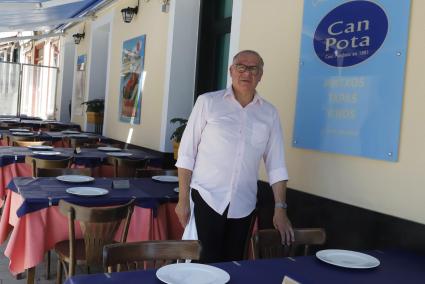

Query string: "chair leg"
[[56, 260, 63, 284], [46, 250, 51, 279], [26, 267, 35, 284]]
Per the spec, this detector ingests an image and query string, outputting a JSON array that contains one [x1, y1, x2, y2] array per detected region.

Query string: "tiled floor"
[[0, 241, 56, 284]]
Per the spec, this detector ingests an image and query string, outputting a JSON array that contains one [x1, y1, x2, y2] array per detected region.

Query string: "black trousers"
[[192, 189, 254, 263]]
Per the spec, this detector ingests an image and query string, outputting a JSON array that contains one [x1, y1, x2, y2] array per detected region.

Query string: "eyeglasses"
[[233, 63, 261, 75]]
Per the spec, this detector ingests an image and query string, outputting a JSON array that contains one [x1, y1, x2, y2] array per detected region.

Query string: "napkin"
[[282, 276, 300, 284], [182, 189, 198, 263]]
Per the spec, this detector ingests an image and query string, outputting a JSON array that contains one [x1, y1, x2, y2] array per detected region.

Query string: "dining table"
[[0, 146, 161, 199], [64, 249, 425, 284], [0, 117, 80, 129], [0, 129, 105, 146], [0, 176, 183, 283]]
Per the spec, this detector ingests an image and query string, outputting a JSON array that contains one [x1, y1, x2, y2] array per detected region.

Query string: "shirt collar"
[[224, 87, 263, 105]]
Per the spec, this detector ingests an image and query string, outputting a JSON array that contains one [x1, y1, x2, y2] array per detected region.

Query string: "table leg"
[[26, 267, 35, 284]]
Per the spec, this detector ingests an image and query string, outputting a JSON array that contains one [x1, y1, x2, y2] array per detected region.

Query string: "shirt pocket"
[[250, 122, 269, 148]]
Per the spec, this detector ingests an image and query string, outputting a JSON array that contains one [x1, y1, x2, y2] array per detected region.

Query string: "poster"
[[119, 35, 146, 124], [293, 0, 411, 161], [73, 54, 87, 115]]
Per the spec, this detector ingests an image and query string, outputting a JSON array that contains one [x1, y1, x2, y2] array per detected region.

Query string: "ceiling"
[[0, 0, 106, 33]]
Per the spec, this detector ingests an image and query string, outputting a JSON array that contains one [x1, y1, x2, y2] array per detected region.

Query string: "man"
[[175, 50, 294, 263]]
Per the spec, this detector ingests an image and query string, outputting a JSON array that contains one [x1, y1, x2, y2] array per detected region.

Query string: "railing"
[[0, 61, 58, 119]]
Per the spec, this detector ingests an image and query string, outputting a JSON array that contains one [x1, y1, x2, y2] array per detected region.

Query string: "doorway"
[[195, 0, 233, 98], [86, 22, 111, 133], [59, 41, 75, 122]]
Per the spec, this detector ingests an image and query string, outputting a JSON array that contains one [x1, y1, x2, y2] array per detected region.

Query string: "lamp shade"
[[72, 32, 85, 44], [121, 6, 138, 23]]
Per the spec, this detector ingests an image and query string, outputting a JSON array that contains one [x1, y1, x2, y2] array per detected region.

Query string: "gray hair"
[[232, 50, 264, 67]]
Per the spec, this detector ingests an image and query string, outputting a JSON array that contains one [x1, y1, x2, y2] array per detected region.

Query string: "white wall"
[[160, 0, 200, 152], [59, 41, 75, 122], [86, 13, 112, 132]]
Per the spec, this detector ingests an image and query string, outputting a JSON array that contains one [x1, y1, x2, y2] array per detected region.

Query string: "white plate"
[[12, 132, 34, 136], [27, 145, 54, 150], [32, 151, 62, 156], [57, 175, 95, 183], [156, 263, 230, 284], [66, 187, 108, 196], [174, 187, 179, 193], [152, 175, 179, 183], [62, 130, 80, 134], [97, 146, 121, 152], [9, 128, 30, 132], [106, 152, 132, 157], [316, 249, 380, 269]]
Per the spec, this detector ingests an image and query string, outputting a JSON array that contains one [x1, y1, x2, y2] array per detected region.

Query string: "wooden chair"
[[37, 168, 92, 177], [55, 199, 135, 284], [106, 157, 150, 178], [62, 137, 99, 148], [25, 156, 73, 177], [7, 135, 36, 146], [0, 122, 20, 129], [103, 240, 202, 272], [24, 156, 74, 280], [13, 140, 52, 147], [37, 166, 91, 280], [47, 123, 79, 132], [251, 228, 326, 259], [135, 169, 177, 178], [70, 137, 99, 148]]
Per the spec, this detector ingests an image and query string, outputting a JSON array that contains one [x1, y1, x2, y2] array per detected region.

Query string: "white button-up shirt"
[[176, 88, 288, 218]]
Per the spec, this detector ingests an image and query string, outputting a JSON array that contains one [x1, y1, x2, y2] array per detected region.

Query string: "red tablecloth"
[[0, 189, 183, 275]]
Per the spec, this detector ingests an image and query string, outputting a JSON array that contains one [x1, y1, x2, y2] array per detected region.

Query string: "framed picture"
[[76, 54, 86, 71], [119, 35, 146, 124]]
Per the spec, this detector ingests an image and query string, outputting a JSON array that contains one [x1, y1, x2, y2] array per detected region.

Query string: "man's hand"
[[271, 180, 294, 245], [176, 167, 192, 228], [273, 207, 294, 245], [175, 199, 190, 228]]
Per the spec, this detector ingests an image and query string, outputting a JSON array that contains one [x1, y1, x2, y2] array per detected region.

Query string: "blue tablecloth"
[[0, 147, 159, 167], [64, 250, 425, 284], [43, 131, 104, 140], [8, 177, 178, 217], [0, 130, 59, 142]]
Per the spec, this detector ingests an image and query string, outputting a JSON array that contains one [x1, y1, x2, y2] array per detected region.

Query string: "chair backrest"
[[106, 157, 150, 178], [0, 122, 20, 129], [252, 228, 326, 259], [103, 240, 202, 272], [71, 137, 99, 148], [8, 135, 36, 145], [37, 167, 92, 177], [26, 156, 73, 177], [13, 140, 52, 147], [47, 123, 78, 132], [62, 137, 99, 148], [135, 169, 177, 178], [59, 199, 134, 274]]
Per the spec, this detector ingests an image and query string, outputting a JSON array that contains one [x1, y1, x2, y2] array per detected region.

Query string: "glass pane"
[[217, 0, 233, 19], [20, 64, 58, 119], [0, 62, 20, 115], [216, 32, 231, 89]]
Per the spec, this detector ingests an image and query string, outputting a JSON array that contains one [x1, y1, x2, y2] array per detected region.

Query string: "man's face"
[[230, 53, 263, 95]]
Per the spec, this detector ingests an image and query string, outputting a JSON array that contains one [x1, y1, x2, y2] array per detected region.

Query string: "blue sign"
[[293, 0, 411, 161], [314, 1, 388, 67]]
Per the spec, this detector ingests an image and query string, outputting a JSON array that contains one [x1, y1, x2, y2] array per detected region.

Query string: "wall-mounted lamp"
[[72, 32, 85, 44], [121, 0, 139, 23], [161, 0, 170, 13]]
